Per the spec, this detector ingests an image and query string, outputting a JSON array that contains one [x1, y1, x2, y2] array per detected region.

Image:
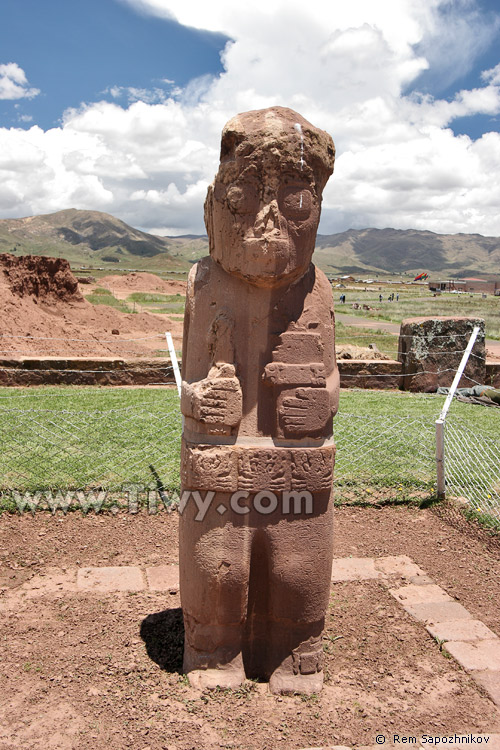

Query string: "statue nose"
[[253, 199, 281, 237]]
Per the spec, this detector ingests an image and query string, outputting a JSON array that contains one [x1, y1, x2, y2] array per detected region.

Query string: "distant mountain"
[[0, 208, 194, 273], [313, 228, 500, 277], [0, 209, 499, 277]]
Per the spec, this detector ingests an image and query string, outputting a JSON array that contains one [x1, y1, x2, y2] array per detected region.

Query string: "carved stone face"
[[205, 107, 335, 288]]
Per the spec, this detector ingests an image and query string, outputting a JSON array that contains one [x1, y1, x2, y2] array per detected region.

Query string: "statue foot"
[[186, 666, 246, 690], [183, 643, 245, 690], [269, 667, 324, 695]]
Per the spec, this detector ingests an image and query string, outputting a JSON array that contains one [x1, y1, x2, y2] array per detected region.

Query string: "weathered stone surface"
[[77, 566, 144, 592], [426, 619, 498, 643], [375, 555, 427, 579], [331, 557, 380, 582], [179, 106, 338, 694], [402, 600, 473, 623], [473, 671, 500, 708], [290, 447, 335, 491], [337, 359, 402, 389], [146, 565, 180, 592], [181, 444, 335, 493], [445, 639, 500, 671], [0, 357, 175, 386], [181, 441, 238, 492], [390, 583, 453, 606], [398, 317, 486, 392]]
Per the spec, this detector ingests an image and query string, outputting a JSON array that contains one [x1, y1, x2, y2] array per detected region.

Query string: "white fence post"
[[434, 325, 480, 499], [436, 419, 445, 499], [165, 332, 182, 397]]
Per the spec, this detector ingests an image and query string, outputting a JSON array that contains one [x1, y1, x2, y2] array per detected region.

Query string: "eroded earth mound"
[[0, 254, 182, 358]]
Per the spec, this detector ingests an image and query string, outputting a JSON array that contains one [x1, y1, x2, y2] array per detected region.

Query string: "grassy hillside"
[[1, 209, 500, 277], [314, 228, 500, 277], [0, 208, 195, 275]]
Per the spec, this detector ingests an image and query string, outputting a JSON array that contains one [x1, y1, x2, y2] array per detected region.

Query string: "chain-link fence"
[[0, 388, 438, 512], [0, 389, 182, 512], [0, 332, 497, 522], [333, 412, 435, 501], [444, 416, 500, 524]]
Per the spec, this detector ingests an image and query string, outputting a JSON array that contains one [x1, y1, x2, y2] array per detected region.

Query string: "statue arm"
[[180, 266, 242, 433]]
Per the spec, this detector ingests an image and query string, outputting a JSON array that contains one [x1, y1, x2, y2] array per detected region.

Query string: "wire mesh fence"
[[444, 417, 500, 524], [333, 412, 436, 501], [0, 388, 438, 512], [0, 330, 497, 522], [0, 388, 182, 512]]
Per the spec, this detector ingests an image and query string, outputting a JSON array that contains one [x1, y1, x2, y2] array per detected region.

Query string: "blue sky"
[[1, 0, 227, 131], [1, 0, 500, 236]]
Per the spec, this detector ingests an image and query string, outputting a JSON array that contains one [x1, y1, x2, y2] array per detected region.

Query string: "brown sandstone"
[[398, 316, 486, 392], [179, 107, 338, 694]]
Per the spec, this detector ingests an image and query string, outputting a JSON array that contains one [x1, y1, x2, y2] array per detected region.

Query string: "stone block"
[[445, 639, 500, 671], [426, 619, 498, 643], [337, 359, 402, 390], [472, 671, 500, 708], [77, 566, 145, 592], [390, 583, 452, 606], [398, 316, 485, 392], [403, 601, 473, 623], [331, 557, 379, 582], [375, 555, 427, 579], [146, 565, 179, 592]]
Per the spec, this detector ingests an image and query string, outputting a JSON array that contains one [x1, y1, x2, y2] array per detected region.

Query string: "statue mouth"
[[242, 236, 290, 255]]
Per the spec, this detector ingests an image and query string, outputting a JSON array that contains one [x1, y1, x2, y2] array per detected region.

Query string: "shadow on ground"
[[140, 607, 184, 673]]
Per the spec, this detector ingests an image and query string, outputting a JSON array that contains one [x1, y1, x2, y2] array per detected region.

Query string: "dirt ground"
[[0, 256, 183, 358], [1, 503, 499, 750]]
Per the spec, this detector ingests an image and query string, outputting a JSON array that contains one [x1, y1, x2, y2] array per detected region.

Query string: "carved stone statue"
[[179, 106, 338, 694]]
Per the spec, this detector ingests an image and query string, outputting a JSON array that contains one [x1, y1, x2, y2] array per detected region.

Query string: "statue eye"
[[226, 185, 258, 214], [280, 188, 312, 220]]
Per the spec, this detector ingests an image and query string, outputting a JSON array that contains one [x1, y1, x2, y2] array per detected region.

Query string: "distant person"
[[379, 294, 383, 303], [396, 293, 399, 301]]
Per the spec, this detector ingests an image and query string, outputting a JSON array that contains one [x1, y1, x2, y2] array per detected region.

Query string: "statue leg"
[[266, 491, 334, 694], [179, 493, 251, 689]]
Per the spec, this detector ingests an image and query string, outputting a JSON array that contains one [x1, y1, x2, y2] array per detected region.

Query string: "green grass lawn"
[[337, 286, 500, 339], [0, 388, 181, 502], [84, 287, 133, 314], [335, 321, 399, 358], [126, 292, 186, 314], [0, 387, 498, 522]]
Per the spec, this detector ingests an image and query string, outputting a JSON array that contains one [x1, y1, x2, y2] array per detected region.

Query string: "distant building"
[[428, 279, 466, 292], [428, 277, 500, 295], [462, 278, 500, 295]]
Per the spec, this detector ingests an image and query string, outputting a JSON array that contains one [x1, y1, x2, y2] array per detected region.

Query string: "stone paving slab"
[[402, 601, 473, 624], [426, 619, 499, 643], [12, 568, 77, 598], [331, 557, 380, 581], [77, 566, 145, 592], [445, 640, 500, 672], [145, 564, 180, 592], [300, 740, 500, 750], [390, 583, 453, 606], [374, 554, 426, 578], [474, 672, 500, 708]]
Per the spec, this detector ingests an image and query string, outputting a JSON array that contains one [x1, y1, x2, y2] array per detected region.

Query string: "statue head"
[[205, 106, 335, 288]]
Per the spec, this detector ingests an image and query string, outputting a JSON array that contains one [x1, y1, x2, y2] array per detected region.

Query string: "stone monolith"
[[179, 106, 338, 694], [398, 317, 485, 392]]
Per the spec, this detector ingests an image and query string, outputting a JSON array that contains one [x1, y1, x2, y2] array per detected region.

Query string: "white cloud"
[[0, 2, 500, 237], [483, 63, 500, 87], [104, 84, 174, 104], [0, 63, 40, 100]]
